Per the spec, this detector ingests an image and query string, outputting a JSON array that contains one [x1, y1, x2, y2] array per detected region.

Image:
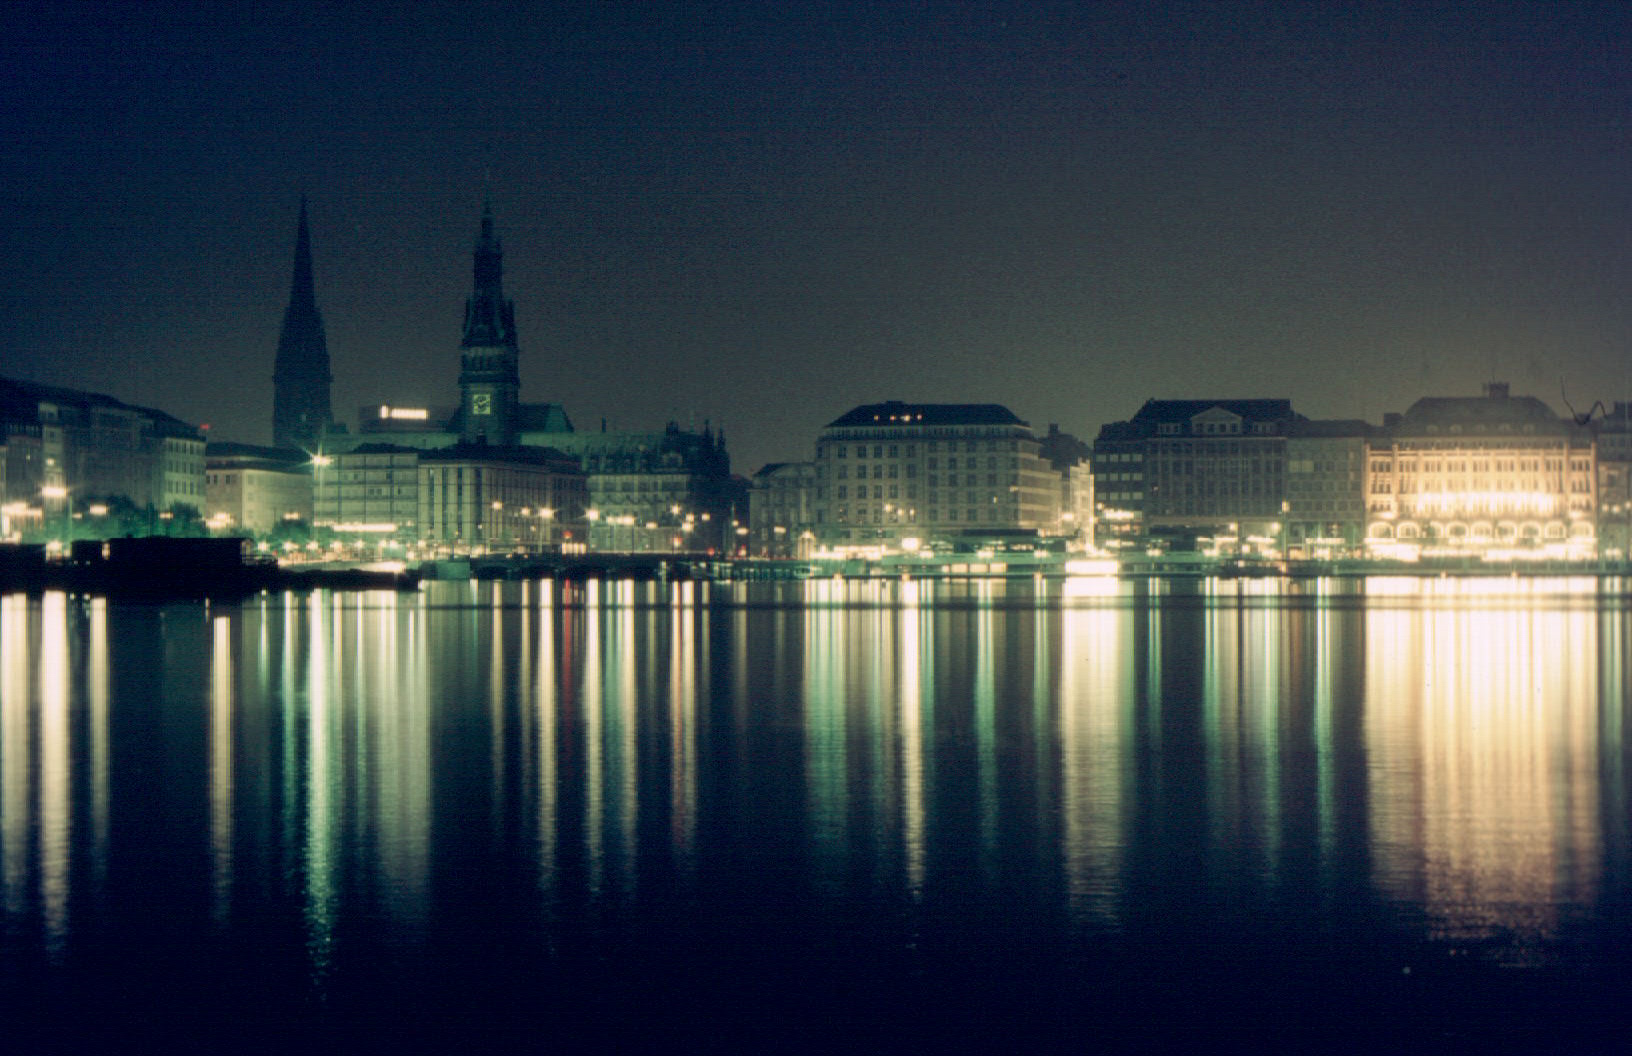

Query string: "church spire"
[[272, 197, 333, 451]]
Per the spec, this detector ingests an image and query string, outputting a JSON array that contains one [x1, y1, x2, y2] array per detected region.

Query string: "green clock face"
[[472, 393, 492, 415]]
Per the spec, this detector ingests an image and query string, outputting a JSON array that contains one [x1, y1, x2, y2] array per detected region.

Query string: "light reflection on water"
[[0, 577, 1628, 1015]]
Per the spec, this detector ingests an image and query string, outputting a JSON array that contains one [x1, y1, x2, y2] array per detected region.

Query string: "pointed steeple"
[[272, 197, 333, 450], [462, 200, 516, 349]]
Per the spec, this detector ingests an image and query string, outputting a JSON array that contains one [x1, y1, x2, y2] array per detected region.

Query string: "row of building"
[[741, 382, 1632, 562], [1, 376, 206, 539], [6, 204, 746, 554], [7, 197, 1632, 563]]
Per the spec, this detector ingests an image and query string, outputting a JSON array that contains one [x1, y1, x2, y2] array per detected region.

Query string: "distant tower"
[[271, 198, 333, 451], [458, 202, 521, 445]]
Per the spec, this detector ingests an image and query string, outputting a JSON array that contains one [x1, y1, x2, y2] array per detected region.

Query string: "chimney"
[[1484, 381, 1510, 399]]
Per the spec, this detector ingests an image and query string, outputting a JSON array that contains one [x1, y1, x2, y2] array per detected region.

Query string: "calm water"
[[3, 576, 1631, 1026]]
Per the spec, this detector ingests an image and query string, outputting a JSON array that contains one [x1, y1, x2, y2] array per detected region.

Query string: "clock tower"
[[457, 203, 521, 445]]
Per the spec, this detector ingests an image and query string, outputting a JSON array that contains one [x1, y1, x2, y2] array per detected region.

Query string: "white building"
[[1365, 384, 1596, 557], [205, 443, 313, 535], [418, 445, 587, 552], [813, 402, 1061, 550]]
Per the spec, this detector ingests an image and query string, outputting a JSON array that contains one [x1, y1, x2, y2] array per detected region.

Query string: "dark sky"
[[4, 0, 1629, 472]]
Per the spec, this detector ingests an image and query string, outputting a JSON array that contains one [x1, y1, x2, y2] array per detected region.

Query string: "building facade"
[[1, 376, 206, 516], [418, 445, 587, 552], [205, 443, 313, 536], [1284, 420, 1370, 556], [1038, 423, 1095, 548], [1094, 399, 1303, 550], [748, 462, 817, 557], [1594, 404, 1632, 559], [1364, 383, 1596, 556], [313, 444, 421, 538], [813, 402, 1060, 549]]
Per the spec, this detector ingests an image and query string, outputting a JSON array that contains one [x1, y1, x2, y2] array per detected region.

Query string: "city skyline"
[[4, 1, 1629, 474]]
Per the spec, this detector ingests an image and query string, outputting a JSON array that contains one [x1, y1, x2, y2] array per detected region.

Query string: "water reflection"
[[1058, 594, 1133, 925], [0, 577, 1628, 1010], [1365, 581, 1605, 961]]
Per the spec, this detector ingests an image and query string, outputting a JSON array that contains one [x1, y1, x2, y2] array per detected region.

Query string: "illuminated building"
[[1592, 403, 1632, 559], [314, 207, 735, 552], [1284, 420, 1370, 557], [1038, 423, 1095, 548], [564, 424, 739, 553], [1093, 399, 1303, 551], [418, 445, 586, 552], [748, 462, 817, 557], [812, 401, 1061, 549], [271, 199, 334, 452], [1364, 383, 1596, 556], [312, 444, 421, 539], [0, 376, 205, 517], [204, 443, 313, 535]]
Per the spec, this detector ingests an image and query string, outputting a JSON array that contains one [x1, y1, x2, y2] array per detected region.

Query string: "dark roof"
[[419, 442, 582, 470], [206, 441, 309, 462], [1395, 393, 1562, 429], [1289, 418, 1374, 438], [515, 403, 574, 432], [1, 376, 201, 437], [340, 443, 425, 456], [825, 401, 1028, 428], [206, 442, 312, 472], [1130, 399, 1298, 423]]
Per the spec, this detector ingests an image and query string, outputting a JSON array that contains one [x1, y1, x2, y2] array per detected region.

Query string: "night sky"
[[4, 0, 1629, 473]]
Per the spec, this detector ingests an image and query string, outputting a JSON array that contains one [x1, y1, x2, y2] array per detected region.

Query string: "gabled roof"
[[826, 401, 1028, 428], [516, 402, 574, 432]]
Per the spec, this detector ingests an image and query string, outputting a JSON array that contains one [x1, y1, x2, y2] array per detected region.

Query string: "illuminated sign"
[[378, 405, 430, 421]]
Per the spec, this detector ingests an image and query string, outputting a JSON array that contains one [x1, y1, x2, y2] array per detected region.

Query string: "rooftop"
[[825, 401, 1028, 429]]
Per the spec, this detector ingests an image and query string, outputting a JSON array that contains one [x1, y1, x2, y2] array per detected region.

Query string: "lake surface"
[[3, 576, 1631, 1030]]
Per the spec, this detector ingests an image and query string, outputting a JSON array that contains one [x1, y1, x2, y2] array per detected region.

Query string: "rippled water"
[[2, 576, 1630, 1027]]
